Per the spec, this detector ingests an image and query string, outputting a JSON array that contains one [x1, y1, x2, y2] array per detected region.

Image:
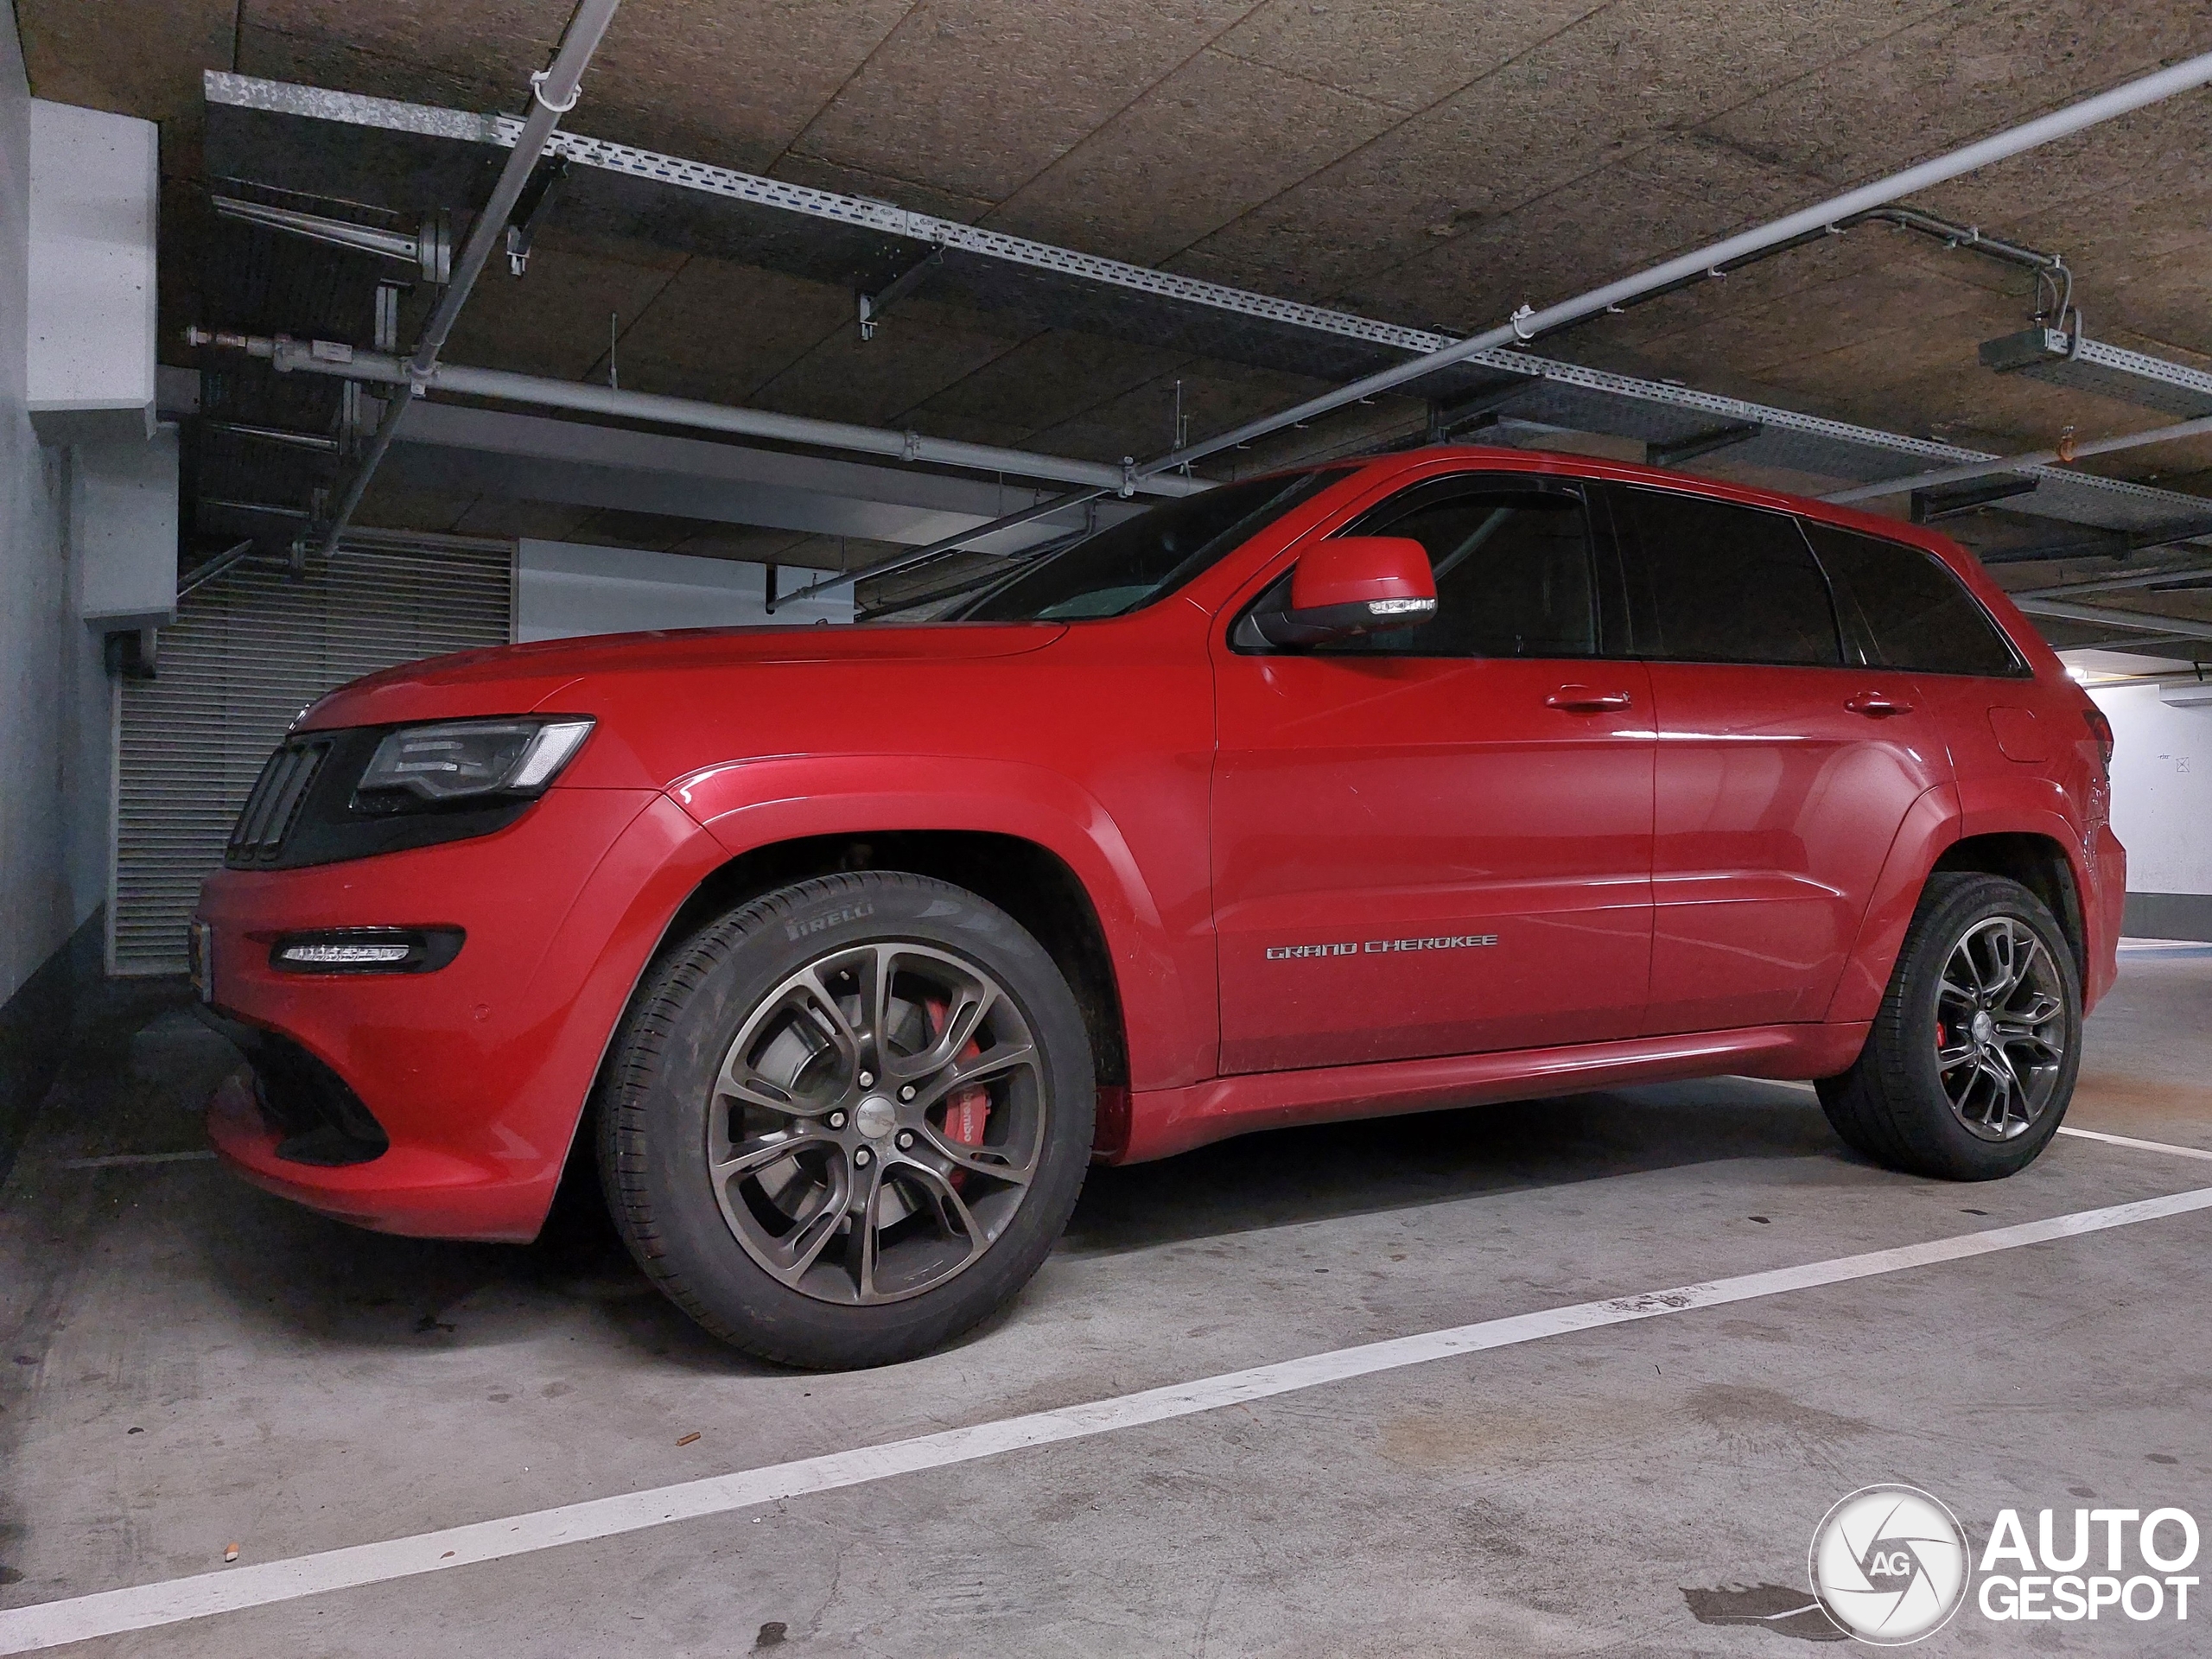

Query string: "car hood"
[[296, 621, 1069, 733]]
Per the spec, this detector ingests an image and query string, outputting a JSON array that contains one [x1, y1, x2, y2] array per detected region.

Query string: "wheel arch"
[[1827, 783, 2095, 1027], [645, 828, 1132, 1098], [1929, 830, 2086, 982]]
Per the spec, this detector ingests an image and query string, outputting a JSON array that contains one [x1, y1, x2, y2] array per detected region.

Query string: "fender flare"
[[1824, 785, 2100, 1026], [666, 753, 1212, 1090]]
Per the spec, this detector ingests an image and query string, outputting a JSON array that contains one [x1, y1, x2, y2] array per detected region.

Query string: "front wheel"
[[1817, 872, 2082, 1180], [598, 871, 1095, 1368]]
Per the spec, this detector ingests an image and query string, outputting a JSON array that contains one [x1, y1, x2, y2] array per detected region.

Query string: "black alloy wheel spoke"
[[704, 939, 1047, 1306], [1935, 915, 2068, 1143]]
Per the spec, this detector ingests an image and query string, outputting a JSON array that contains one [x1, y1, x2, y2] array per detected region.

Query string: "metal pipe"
[[2015, 563, 2212, 600], [317, 0, 626, 558], [2012, 595, 2212, 642], [779, 487, 1110, 607], [187, 329, 1202, 500], [1822, 410, 2212, 504], [177, 539, 257, 597], [1141, 50, 2212, 479]]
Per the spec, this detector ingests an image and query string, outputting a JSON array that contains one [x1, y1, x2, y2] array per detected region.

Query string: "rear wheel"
[[599, 871, 1094, 1368], [1817, 872, 2080, 1180]]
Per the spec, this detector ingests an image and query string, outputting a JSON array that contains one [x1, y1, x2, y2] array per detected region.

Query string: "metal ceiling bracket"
[[1648, 420, 1763, 469], [503, 156, 569, 276], [1980, 327, 2212, 419], [1424, 380, 1535, 443], [857, 246, 944, 341], [1912, 475, 2039, 523]]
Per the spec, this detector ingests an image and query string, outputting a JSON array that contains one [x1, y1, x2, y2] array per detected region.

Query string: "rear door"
[[1802, 516, 2052, 788], [1605, 485, 1950, 1034], [1211, 473, 1655, 1073]]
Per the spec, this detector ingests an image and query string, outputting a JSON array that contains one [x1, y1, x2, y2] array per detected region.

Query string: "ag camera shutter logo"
[[1809, 1484, 1971, 1644]]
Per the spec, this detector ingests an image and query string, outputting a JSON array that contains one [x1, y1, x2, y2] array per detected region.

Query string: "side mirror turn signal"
[[1253, 536, 1437, 645]]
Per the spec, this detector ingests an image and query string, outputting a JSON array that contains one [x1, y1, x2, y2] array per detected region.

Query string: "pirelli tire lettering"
[[1265, 933, 1499, 962]]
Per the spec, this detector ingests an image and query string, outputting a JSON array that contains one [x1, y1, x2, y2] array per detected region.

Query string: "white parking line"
[[57, 1151, 218, 1170], [2057, 1125, 2212, 1161], [3, 1185, 2209, 1655]]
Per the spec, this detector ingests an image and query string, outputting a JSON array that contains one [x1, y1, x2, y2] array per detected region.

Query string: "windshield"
[[957, 468, 1351, 622]]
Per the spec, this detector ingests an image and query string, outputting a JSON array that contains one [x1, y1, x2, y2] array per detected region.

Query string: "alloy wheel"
[[706, 941, 1046, 1304], [1932, 914, 2068, 1142]]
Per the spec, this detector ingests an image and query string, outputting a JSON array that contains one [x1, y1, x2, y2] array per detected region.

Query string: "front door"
[[1211, 474, 1656, 1075], [1603, 484, 1952, 1034]]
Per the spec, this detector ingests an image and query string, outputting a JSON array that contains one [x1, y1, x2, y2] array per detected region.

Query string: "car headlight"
[[353, 718, 594, 809]]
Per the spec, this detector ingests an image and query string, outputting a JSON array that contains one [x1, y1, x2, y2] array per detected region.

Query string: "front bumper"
[[195, 785, 725, 1241]]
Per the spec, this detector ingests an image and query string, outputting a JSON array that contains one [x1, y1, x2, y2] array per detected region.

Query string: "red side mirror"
[[1281, 536, 1437, 639]]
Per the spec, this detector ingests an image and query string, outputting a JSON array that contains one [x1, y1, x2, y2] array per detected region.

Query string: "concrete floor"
[[3, 945, 2209, 1656]]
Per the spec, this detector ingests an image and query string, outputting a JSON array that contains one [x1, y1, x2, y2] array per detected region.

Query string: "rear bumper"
[[195, 786, 725, 1242], [2085, 822, 2126, 1009]]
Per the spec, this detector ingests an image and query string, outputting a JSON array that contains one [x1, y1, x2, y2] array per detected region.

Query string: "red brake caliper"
[[925, 998, 989, 1185]]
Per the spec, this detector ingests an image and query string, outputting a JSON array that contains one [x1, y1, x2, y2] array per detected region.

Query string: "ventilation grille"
[[224, 739, 330, 865], [111, 537, 511, 975]]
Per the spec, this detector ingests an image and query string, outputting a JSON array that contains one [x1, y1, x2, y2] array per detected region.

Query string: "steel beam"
[[380, 401, 1123, 549], [188, 330, 1204, 503]]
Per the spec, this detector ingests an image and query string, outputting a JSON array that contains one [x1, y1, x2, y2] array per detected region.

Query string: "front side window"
[[1243, 477, 1598, 658], [1801, 520, 2025, 677], [958, 469, 1349, 622], [1612, 486, 1840, 666]]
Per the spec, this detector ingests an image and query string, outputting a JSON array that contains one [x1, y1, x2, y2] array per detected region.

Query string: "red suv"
[[194, 447, 2123, 1368]]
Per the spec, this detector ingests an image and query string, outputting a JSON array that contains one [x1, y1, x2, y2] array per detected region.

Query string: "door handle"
[[1845, 690, 1914, 719], [1546, 686, 1634, 714]]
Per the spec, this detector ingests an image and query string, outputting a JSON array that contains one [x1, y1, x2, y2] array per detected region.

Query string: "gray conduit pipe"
[[1822, 411, 2212, 505], [185, 332, 1202, 501], [1143, 51, 2212, 480], [315, 0, 626, 558]]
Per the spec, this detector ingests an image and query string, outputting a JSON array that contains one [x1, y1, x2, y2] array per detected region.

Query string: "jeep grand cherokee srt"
[[192, 446, 2123, 1368]]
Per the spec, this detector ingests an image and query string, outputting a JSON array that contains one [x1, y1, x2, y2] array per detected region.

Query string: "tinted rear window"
[[1802, 521, 2024, 677], [1613, 486, 1840, 666]]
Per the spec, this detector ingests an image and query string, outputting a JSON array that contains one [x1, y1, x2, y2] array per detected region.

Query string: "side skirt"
[[1111, 1020, 1871, 1162]]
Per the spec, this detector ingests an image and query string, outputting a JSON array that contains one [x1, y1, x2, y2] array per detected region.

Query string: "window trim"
[[1228, 473, 1612, 661]]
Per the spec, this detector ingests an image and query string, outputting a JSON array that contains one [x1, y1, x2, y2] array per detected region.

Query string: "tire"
[[598, 871, 1094, 1369], [1817, 872, 2082, 1181]]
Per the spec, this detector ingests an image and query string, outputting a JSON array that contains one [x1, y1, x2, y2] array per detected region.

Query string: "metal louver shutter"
[[111, 537, 512, 975]]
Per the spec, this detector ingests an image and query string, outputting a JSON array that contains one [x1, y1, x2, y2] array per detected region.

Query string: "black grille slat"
[[264, 747, 325, 847], [226, 741, 328, 864], [229, 750, 289, 854]]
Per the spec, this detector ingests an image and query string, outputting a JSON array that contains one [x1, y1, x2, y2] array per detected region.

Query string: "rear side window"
[[1612, 486, 1840, 666], [1801, 521, 2025, 677], [1318, 479, 1597, 658]]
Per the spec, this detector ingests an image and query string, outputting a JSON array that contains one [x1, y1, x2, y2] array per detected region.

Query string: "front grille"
[[226, 740, 330, 866]]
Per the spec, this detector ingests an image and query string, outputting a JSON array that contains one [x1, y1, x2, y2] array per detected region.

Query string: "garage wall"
[[0, 0, 110, 1174], [2088, 680, 2212, 941]]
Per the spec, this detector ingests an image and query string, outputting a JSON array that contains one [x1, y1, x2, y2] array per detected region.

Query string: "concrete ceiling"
[[20, 0, 2212, 639]]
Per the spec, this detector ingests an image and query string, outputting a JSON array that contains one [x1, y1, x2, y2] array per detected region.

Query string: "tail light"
[[2082, 705, 2113, 770]]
